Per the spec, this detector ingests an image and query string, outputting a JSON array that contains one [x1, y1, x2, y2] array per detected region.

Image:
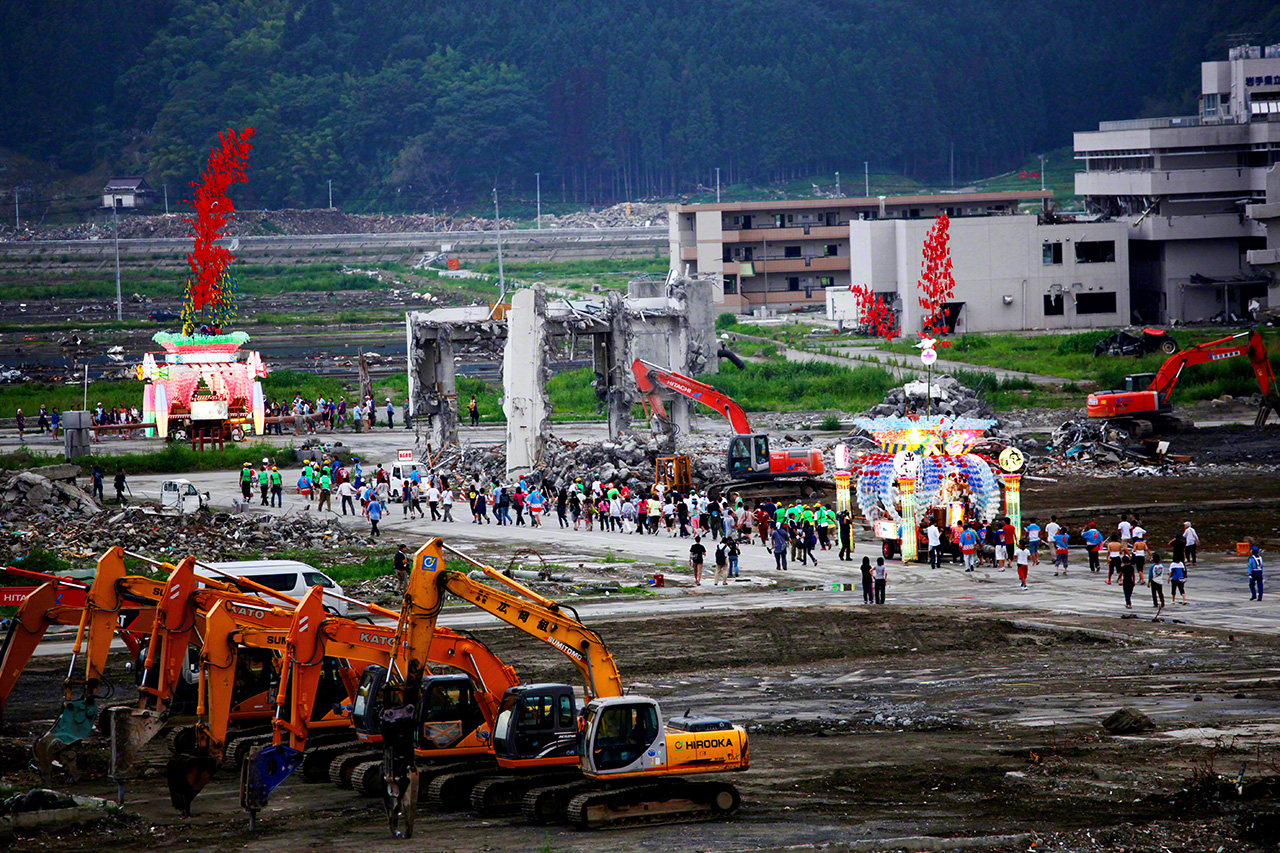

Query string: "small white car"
[[204, 560, 349, 617], [389, 461, 421, 501], [160, 479, 210, 514]]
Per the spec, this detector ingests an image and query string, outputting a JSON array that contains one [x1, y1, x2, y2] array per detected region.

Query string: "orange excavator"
[[631, 357, 826, 501], [234, 584, 521, 827], [376, 539, 749, 835], [1086, 330, 1279, 436]]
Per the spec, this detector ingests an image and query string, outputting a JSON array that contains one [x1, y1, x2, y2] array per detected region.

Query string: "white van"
[[204, 560, 349, 617], [389, 462, 421, 502]]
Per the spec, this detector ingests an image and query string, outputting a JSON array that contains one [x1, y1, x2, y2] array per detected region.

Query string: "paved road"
[[23, 463, 1267, 660]]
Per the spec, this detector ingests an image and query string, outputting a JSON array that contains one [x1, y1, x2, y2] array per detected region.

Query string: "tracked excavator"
[[377, 539, 748, 836], [234, 584, 520, 826], [632, 357, 828, 503], [1087, 330, 1279, 436]]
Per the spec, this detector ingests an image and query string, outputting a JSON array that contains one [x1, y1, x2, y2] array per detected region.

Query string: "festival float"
[[137, 128, 266, 446], [850, 414, 1025, 561]]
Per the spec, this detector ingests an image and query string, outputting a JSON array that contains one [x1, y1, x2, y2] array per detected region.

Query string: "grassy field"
[[467, 258, 668, 292], [880, 328, 1280, 403], [704, 360, 897, 413]]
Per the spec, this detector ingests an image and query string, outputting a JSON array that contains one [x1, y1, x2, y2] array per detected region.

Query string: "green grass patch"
[[82, 442, 293, 476], [467, 258, 667, 291], [701, 360, 896, 413]]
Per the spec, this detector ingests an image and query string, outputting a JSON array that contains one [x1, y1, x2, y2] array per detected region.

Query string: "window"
[[722, 246, 732, 263], [909, 208, 921, 219], [592, 703, 660, 771], [786, 214, 794, 224], [784, 246, 802, 258], [1076, 292, 1117, 314], [1044, 294, 1064, 316], [1042, 242, 1063, 265], [302, 571, 335, 589], [819, 276, 834, 288], [732, 216, 740, 225], [824, 244, 839, 257], [558, 694, 574, 728], [787, 277, 800, 291], [1204, 93, 1219, 116], [1075, 241, 1115, 263], [235, 573, 295, 592]]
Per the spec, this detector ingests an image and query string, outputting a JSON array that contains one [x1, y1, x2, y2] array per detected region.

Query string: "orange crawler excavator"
[[631, 357, 827, 502], [1087, 330, 1279, 436]]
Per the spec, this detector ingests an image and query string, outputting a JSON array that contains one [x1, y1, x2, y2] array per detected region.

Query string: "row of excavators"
[[0, 538, 748, 836]]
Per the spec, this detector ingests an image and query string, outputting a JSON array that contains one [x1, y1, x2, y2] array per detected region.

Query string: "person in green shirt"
[[775, 505, 786, 526], [318, 472, 333, 512], [269, 465, 283, 507], [239, 462, 253, 500]]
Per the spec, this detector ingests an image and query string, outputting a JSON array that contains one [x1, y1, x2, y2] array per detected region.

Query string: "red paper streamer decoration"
[[849, 283, 896, 339], [183, 128, 255, 315], [916, 212, 955, 346]]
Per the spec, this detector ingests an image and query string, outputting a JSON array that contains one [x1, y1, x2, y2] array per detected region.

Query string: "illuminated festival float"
[[138, 128, 266, 446], [850, 415, 1025, 561]]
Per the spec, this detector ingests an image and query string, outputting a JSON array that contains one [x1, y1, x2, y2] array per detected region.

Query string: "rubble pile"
[[859, 374, 996, 421], [1, 476, 373, 562], [0, 472, 100, 520], [4, 209, 517, 242], [540, 202, 668, 229]]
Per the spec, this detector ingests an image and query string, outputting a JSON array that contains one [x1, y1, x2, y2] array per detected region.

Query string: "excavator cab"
[[580, 698, 662, 773], [353, 666, 485, 750], [491, 683, 580, 764], [726, 434, 771, 479], [351, 664, 388, 740], [1124, 373, 1157, 393]]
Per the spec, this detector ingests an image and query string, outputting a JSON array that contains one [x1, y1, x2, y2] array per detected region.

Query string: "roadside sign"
[[397, 449, 414, 462]]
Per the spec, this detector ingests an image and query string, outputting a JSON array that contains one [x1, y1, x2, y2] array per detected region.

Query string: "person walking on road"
[[860, 556, 874, 604], [114, 468, 128, 505], [689, 535, 706, 586], [726, 536, 740, 579], [713, 539, 728, 585], [366, 495, 383, 537], [269, 465, 283, 507], [440, 486, 453, 521], [1083, 523, 1103, 572], [771, 524, 790, 571], [1249, 546, 1265, 601], [926, 519, 942, 569], [338, 478, 357, 515], [259, 464, 270, 506], [1014, 541, 1031, 590], [467, 395, 480, 427], [873, 557, 887, 604], [1118, 554, 1139, 610], [1105, 533, 1124, 584], [318, 470, 333, 512], [1169, 558, 1187, 604], [1148, 551, 1166, 610], [91, 465, 105, 502], [838, 509, 853, 561], [1183, 522, 1199, 565], [239, 462, 253, 500], [1052, 526, 1070, 576], [960, 524, 978, 572]]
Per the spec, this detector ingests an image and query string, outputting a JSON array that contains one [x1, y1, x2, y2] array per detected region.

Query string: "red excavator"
[[1086, 330, 1279, 436], [631, 358, 827, 501]]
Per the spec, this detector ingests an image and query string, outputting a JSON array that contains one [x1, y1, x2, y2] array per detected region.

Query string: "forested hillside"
[[3, 0, 1279, 211]]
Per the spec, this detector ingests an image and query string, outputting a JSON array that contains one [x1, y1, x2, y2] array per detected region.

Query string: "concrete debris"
[[859, 373, 997, 421], [540, 202, 668, 229], [0, 472, 100, 518], [1, 493, 373, 564], [1101, 707, 1156, 734]]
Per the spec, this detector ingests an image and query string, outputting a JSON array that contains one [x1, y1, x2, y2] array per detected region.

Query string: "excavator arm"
[[632, 358, 754, 435], [411, 539, 623, 701], [1152, 331, 1278, 406]]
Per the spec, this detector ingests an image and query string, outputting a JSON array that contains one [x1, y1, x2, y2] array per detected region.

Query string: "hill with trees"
[[3, 0, 1279, 212]]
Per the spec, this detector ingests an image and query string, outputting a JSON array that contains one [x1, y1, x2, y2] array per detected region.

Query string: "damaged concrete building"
[[406, 274, 718, 476]]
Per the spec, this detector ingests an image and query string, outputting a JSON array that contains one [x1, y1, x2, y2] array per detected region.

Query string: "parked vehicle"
[[1093, 328, 1179, 357]]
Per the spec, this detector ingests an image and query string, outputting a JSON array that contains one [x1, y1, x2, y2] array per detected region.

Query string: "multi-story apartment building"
[[1075, 44, 1280, 323]]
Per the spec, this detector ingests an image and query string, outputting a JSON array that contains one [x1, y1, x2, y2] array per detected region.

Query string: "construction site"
[[3, 132, 1280, 853]]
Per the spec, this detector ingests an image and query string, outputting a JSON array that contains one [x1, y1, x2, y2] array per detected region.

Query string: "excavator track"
[[350, 760, 387, 798], [519, 777, 594, 824], [565, 780, 740, 829], [469, 771, 582, 817], [705, 477, 833, 506], [425, 768, 493, 811], [329, 750, 381, 788], [301, 740, 362, 782], [226, 733, 273, 767]]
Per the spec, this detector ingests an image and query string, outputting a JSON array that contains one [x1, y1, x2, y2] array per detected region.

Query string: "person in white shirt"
[[337, 479, 358, 515], [1045, 516, 1060, 543], [1118, 516, 1132, 543], [425, 484, 442, 520], [441, 487, 454, 521], [1014, 545, 1031, 590], [1182, 521, 1199, 565], [926, 521, 942, 569], [1131, 520, 1146, 542]]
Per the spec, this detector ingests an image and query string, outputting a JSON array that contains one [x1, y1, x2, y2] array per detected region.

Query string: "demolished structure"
[[407, 274, 718, 475]]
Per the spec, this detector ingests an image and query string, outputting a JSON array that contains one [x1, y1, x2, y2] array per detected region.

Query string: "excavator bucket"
[[380, 704, 420, 839], [240, 743, 305, 816], [32, 697, 97, 783], [109, 706, 168, 781], [167, 749, 217, 817]]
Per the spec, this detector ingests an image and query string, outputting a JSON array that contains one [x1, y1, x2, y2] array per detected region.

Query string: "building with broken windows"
[[1075, 43, 1280, 323]]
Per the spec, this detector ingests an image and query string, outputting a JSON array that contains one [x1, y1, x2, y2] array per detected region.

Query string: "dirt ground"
[[5, 606, 1280, 852]]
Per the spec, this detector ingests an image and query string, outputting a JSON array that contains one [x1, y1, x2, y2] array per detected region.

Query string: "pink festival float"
[[137, 128, 265, 444]]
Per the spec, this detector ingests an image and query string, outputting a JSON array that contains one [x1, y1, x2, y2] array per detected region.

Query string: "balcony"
[[1076, 166, 1265, 197], [731, 255, 849, 276], [721, 224, 848, 242]]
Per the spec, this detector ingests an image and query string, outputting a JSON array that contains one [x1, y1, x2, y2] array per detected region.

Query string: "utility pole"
[[535, 172, 541, 229], [715, 167, 721, 203], [112, 196, 122, 322], [328, 179, 333, 209], [164, 184, 169, 215], [1039, 154, 1046, 191], [863, 161, 870, 197], [493, 187, 505, 297], [835, 171, 840, 197], [12, 188, 18, 231], [950, 142, 955, 187]]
